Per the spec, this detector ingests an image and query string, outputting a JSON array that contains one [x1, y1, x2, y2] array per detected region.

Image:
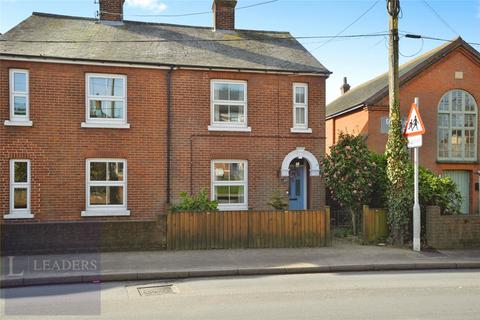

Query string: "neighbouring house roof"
[[326, 37, 480, 118], [0, 12, 330, 75]]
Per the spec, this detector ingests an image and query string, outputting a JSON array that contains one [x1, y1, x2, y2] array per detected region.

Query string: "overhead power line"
[[0, 33, 392, 43], [422, 0, 458, 36], [404, 34, 480, 47], [120, 0, 280, 18], [311, 0, 380, 51]]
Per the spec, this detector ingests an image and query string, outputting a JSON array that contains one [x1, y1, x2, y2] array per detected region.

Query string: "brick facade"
[[326, 46, 480, 214], [170, 70, 326, 210], [1, 61, 326, 226], [1, 61, 168, 223]]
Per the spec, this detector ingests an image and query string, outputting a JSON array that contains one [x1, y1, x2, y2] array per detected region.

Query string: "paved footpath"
[[1, 241, 479, 288]]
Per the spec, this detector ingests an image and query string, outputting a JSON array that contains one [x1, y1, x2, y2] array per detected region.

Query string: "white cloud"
[[126, 0, 167, 13]]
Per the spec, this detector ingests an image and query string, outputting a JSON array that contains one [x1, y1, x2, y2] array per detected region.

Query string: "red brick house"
[[0, 0, 329, 252], [326, 38, 480, 215]]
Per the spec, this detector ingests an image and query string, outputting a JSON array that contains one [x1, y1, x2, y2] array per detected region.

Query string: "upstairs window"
[[83, 74, 129, 128], [438, 89, 478, 161], [291, 83, 311, 133], [209, 80, 250, 132], [5, 69, 32, 126]]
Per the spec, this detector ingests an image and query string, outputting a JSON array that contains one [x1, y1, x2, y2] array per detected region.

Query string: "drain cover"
[[137, 285, 176, 296]]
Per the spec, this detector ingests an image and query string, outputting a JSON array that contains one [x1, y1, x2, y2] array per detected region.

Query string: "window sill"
[[208, 125, 252, 132], [4, 120, 33, 127], [436, 159, 478, 164], [290, 127, 312, 133], [81, 209, 130, 217], [217, 205, 248, 211], [4, 212, 34, 219], [81, 122, 130, 129]]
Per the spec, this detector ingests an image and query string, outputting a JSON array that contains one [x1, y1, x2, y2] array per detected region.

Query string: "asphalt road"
[[1, 270, 480, 320]]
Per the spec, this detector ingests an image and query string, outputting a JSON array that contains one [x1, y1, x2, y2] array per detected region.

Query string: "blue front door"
[[289, 166, 306, 210]]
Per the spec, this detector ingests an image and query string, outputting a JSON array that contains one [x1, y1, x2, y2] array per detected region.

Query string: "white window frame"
[[211, 160, 248, 211], [5, 69, 32, 127], [82, 73, 130, 129], [437, 89, 478, 162], [208, 80, 251, 132], [291, 83, 311, 133], [5, 160, 33, 219], [82, 159, 130, 217]]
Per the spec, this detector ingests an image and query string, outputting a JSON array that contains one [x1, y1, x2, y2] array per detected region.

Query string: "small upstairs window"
[[82, 74, 129, 129], [291, 83, 311, 133], [5, 69, 32, 126], [209, 80, 251, 132]]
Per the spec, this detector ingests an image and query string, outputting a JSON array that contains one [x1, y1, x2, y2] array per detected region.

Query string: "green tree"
[[323, 132, 375, 235]]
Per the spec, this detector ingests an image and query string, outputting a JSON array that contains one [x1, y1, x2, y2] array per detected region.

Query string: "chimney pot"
[[341, 77, 351, 94], [99, 0, 125, 22], [213, 0, 237, 31]]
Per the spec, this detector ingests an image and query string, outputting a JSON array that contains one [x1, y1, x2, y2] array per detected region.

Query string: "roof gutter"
[[0, 54, 331, 77]]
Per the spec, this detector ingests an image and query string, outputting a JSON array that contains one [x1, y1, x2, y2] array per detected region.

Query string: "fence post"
[[325, 207, 331, 246], [362, 205, 369, 242]]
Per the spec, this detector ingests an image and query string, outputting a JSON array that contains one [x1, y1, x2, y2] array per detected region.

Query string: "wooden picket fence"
[[167, 209, 330, 250], [362, 205, 388, 243]]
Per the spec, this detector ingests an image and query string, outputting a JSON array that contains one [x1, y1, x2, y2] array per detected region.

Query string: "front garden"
[[323, 132, 462, 247]]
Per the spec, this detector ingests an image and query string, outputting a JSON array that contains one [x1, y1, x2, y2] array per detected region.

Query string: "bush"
[[268, 189, 288, 210], [368, 153, 388, 208], [170, 189, 218, 212], [366, 153, 461, 215], [419, 168, 461, 215]]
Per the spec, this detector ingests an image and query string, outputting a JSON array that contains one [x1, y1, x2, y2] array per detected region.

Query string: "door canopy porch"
[[281, 147, 320, 177]]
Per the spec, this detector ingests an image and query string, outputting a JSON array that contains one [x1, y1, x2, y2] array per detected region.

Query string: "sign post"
[[404, 98, 425, 252]]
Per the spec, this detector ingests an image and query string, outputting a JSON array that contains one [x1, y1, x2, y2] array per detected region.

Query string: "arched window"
[[438, 89, 477, 161]]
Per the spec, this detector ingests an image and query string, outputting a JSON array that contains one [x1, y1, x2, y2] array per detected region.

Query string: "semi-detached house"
[[0, 0, 330, 252]]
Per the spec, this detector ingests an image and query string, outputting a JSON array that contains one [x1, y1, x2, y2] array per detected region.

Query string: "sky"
[[0, 0, 479, 103]]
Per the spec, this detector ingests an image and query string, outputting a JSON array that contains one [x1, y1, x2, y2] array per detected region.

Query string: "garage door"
[[443, 170, 470, 214]]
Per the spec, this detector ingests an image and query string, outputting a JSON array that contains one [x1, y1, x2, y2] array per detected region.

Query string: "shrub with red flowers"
[[323, 132, 376, 235]]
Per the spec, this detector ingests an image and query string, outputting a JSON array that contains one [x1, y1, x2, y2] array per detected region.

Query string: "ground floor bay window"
[[211, 160, 248, 211], [82, 159, 129, 217]]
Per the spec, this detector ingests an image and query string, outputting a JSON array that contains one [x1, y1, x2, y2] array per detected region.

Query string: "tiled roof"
[[0, 12, 330, 75]]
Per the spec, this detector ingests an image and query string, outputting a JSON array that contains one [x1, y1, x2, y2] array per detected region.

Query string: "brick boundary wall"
[[0, 216, 167, 255], [426, 206, 480, 249]]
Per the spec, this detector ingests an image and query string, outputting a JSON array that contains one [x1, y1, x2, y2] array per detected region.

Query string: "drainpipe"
[[166, 67, 174, 205]]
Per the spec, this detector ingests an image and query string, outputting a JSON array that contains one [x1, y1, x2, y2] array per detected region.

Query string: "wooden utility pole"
[[385, 0, 410, 245], [387, 0, 400, 109]]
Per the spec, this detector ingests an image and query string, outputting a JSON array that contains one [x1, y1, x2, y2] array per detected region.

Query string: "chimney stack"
[[340, 77, 351, 95], [213, 0, 237, 31], [99, 0, 125, 22]]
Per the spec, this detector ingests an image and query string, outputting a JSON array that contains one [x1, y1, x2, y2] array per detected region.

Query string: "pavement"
[[1, 240, 479, 288]]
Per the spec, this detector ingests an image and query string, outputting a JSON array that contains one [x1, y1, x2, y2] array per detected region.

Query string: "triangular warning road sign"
[[403, 103, 425, 137]]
